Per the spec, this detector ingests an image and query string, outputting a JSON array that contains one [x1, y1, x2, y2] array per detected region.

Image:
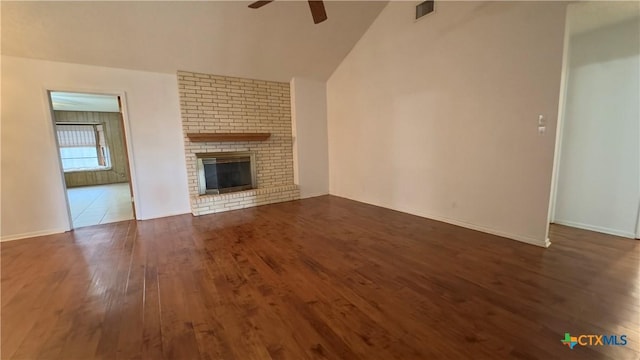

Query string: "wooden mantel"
[[186, 133, 271, 142]]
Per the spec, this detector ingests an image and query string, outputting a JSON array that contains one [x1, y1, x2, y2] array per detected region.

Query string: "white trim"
[[1, 229, 67, 242], [636, 201, 640, 239], [425, 213, 550, 248], [547, 6, 572, 234], [637, 89, 640, 239], [43, 89, 73, 232], [137, 211, 189, 221], [331, 194, 549, 248], [553, 219, 636, 239], [299, 191, 330, 200], [117, 93, 141, 220]]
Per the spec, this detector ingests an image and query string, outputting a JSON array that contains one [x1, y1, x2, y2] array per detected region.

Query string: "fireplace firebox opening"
[[197, 152, 256, 195]]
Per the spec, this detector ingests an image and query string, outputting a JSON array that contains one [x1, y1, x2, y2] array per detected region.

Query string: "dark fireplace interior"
[[198, 153, 255, 195]]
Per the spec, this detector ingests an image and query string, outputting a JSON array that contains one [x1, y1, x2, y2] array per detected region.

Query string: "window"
[[56, 124, 110, 172]]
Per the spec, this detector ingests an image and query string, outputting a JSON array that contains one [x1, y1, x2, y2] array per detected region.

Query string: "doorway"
[[549, 2, 640, 239], [48, 91, 136, 229]]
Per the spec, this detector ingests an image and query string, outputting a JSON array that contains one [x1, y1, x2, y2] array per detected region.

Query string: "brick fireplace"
[[178, 70, 299, 215]]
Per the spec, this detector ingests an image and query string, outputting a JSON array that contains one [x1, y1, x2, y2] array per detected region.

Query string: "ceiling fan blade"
[[308, 0, 327, 24], [248, 1, 274, 9]]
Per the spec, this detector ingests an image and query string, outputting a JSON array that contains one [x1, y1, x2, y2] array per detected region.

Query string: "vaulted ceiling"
[[1, 1, 387, 81], [569, 1, 639, 35]]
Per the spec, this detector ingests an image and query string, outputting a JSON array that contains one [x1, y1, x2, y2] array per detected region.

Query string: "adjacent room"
[[1, 1, 638, 359], [49, 92, 135, 228], [551, 2, 640, 240]]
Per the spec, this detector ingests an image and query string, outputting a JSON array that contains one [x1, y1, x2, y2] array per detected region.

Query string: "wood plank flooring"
[[2, 195, 639, 359]]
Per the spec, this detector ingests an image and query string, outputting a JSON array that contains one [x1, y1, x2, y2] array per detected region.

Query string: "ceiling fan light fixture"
[[248, 0, 328, 24], [308, 0, 328, 24]]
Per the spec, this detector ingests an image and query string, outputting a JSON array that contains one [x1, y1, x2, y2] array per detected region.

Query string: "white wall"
[[1, 56, 191, 240], [327, 1, 567, 247], [291, 78, 329, 198], [553, 19, 640, 238], [2, 1, 386, 82]]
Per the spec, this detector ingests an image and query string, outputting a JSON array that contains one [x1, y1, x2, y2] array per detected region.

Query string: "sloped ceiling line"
[[1, 1, 388, 82]]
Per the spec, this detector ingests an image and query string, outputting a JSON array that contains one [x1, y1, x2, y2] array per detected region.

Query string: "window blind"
[[56, 124, 97, 147]]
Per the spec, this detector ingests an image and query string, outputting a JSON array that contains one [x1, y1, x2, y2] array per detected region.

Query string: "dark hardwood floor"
[[2, 195, 638, 359]]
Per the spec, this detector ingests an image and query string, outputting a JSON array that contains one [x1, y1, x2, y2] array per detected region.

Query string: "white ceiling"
[[1, 1, 387, 82], [569, 1, 640, 35], [50, 92, 120, 112]]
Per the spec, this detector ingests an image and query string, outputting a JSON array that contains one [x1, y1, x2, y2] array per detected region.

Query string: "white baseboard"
[[329, 194, 549, 248], [137, 210, 190, 221], [552, 219, 636, 239], [299, 191, 330, 200], [425, 213, 549, 248], [1, 228, 68, 242]]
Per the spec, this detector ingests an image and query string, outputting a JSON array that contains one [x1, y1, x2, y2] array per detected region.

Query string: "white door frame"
[[548, 5, 640, 241], [44, 88, 139, 230], [546, 6, 572, 243], [635, 202, 640, 239], [637, 135, 640, 238], [637, 82, 640, 239]]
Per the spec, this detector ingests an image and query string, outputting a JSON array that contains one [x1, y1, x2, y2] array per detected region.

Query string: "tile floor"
[[67, 183, 134, 228]]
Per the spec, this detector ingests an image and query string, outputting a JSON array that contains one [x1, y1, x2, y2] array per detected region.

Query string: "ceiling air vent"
[[416, 0, 434, 20]]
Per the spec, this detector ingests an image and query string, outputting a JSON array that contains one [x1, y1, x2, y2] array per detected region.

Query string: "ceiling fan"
[[248, 0, 328, 24]]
